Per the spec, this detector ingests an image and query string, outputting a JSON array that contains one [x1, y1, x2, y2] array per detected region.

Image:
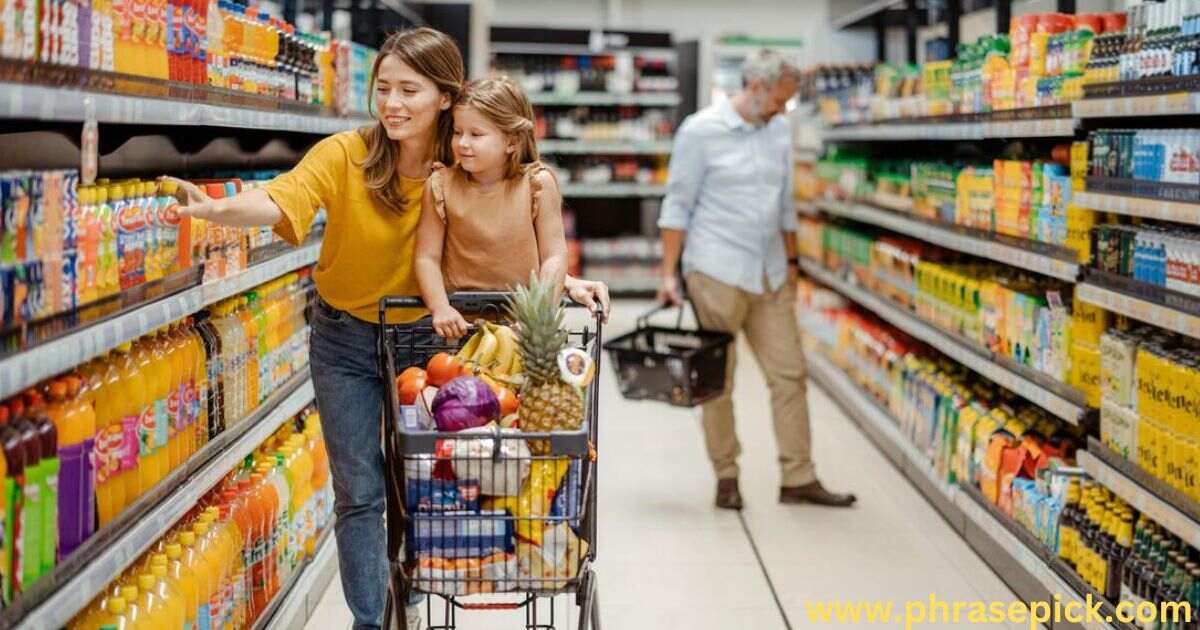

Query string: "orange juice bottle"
[[119, 585, 143, 627], [93, 351, 126, 526], [194, 519, 226, 630], [164, 542, 199, 630], [179, 530, 212, 629], [94, 596, 135, 630], [154, 329, 182, 472], [236, 297, 259, 410], [133, 338, 166, 490], [184, 319, 210, 451], [114, 342, 145, 509], [149, 558, 185, 630], [167, 325, 194, 461], [135, 574, 164, 628]]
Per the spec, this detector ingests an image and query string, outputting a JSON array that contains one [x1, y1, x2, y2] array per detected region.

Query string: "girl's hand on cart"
[[432, 305, 470, 340], [567, 277, 611, 323]]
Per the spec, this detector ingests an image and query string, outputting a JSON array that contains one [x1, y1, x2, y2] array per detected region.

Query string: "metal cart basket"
[[378, 293, 602, 630]]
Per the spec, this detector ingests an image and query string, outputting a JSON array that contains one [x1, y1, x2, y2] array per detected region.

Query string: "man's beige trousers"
[[687, 271, 817, 487]]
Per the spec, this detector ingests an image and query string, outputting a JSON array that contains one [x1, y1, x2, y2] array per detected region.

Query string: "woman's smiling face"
[[374, 54, 451, 142]]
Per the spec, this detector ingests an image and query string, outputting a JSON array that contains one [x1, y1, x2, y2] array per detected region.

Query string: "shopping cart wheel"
[[578, 569, 600, 630]]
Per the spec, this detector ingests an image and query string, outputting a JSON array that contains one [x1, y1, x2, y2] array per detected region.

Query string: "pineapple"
[[506, 274, 584, 454]]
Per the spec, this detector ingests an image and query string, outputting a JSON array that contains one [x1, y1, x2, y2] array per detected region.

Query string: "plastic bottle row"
[[0, 168, 323, 329], [70, 406, 333, 630], [0, 268, 311, 606], [0, 0, 377, 112]]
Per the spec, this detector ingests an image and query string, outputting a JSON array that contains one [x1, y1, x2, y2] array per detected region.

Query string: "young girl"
[[415, 76, 568, 339]]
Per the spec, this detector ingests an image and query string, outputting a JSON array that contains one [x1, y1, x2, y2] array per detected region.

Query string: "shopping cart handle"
[[379, 292, 597, 318]]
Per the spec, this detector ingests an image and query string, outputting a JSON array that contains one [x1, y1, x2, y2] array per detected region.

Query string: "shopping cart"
[[377, 293, 602, 630]]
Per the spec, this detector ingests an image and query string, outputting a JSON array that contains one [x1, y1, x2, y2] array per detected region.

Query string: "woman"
[[163, 28, 610, 630]]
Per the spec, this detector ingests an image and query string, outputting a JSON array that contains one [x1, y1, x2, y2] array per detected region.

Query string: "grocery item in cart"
[[413, 552, 517, 596], [514, 522, 587, 591], [412, 510, 512, 558], [513, 458, 570, 545], [447, 425, 530, 496]]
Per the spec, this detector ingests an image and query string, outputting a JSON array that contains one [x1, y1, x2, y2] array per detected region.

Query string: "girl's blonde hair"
[[358, 28, 465, 212], [455, 77, 540, 179]]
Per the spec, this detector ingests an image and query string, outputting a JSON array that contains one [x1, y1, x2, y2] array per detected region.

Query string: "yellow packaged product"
[[1071, 341, 1102, 408], [512, 458, 570, 545], [514, 522, 587, 591], [1070, 293, 1108, 346]]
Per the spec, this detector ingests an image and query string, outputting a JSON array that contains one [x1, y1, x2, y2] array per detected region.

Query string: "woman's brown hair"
[[455, 76, 540, 179], [358, 28, 464, 211]]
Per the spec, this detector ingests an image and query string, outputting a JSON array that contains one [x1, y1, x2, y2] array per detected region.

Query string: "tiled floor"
[[304, 301, 1031, 630]]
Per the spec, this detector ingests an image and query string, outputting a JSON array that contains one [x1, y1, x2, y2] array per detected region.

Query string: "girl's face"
[[452, 106, 514, 175], [374, 54, 451, 142]]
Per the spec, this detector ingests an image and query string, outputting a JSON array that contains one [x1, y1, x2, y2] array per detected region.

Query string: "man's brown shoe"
[[715, 478, 743, 510], [780, 480, 857, 507]]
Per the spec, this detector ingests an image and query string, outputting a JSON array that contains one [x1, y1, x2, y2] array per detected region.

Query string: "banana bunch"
[[456, 321, 524, 378]]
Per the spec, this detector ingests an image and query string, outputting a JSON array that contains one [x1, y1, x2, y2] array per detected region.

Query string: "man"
[[657, 50, 856, 511]]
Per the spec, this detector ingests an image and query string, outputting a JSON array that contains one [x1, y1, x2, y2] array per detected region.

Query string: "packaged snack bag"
[[513, 458, 569, 545]]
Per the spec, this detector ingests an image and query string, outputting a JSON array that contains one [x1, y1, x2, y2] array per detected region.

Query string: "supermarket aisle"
[[305, 301, 1028, 630]]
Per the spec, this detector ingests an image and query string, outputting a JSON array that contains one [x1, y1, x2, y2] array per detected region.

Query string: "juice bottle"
[[55, 377, 89, 558], [166, 325, 193, 462], [164, 542, 198, 630], [118, 585, 144, 627], [76, 186, 99, 306], [141, 182, 161, 283], [94, 351, 127, 525], [193, 313, 223, 441], [0, 405, 19, 605], [134, 337, 166, 490], [114, 342, 144, 509], [179, 530, 213, 630], [183, 319, 210, 451], [135, 574, 164, 628], [95, 596, 135, 630], [151, 328, 181, 474], [258, 462, 284, 600], [237, 296, 259, 408], [193, 520, 225, 630], [21, 391, 57, 583], [150, 559, 185, 629], [14, 395, 49, 587]]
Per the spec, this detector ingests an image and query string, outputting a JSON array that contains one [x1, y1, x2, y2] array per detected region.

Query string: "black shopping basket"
[[603, 301, 733, 407]]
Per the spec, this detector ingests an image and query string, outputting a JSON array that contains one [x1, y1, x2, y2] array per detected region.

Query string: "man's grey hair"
[[742, 49, 801, 87]]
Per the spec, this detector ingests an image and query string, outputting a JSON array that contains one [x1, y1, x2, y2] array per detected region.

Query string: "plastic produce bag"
[[447, 425, 531, 496], [412, 552, 517, 595]]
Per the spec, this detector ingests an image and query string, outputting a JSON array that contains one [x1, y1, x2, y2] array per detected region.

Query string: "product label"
[[137, 405, 156, 456], [93, 424, 123, 483], [120, 414, 140, 470], [114, 199, 144, 289], [155, 396, 169, 445], [196, 603, 211, 630], [168, 387, 184, 432]]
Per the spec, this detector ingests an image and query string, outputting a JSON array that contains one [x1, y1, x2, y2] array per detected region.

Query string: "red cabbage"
[[432, 377, 500, 432]]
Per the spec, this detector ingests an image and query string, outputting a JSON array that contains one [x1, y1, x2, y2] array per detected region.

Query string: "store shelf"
[[814, 198, 1081, 281], [538, 139, 673, 154], [0, 240, 320, 401], [256, 527, 339, 630], [1075, 276, 1200, 339], [1074, 92, 1200, 119], [529, 92, 681, 107], [562, 183, 667, 197], [1076, 178, 1200, 226], [806, 350, 1115, 630], [1084, 438, 1200, 548], [822, 107, 1076, 141], [10, 375, 315, 630], [801, 259, 1090, 424], [814, 199, 1081, 282], [0, 81, 372, 133], [1081, 447, 1200, 552]]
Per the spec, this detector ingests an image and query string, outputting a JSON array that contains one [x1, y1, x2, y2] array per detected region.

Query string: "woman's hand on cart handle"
[[431, 305, 470, 341], [566, 277, 611, 323]]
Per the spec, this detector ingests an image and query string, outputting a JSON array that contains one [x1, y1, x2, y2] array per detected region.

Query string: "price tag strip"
[[1075, 191, 1200, 226], [1076, 282, 1200, 339], [1074, 92, 1200, 119], [816, 200, 1080, 282], [0, 82, 371, 133], [801, 260, 1088, 423], [808, 353, 1116, 630]]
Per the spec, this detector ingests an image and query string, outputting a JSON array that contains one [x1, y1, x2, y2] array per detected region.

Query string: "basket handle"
[[378, 291, 593, 322]]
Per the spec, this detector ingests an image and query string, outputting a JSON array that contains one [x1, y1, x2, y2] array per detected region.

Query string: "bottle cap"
[[138, 575, 156, 590], [179, 531, 196, 546], [165, 544, 182, 559], [151, 553, 168, 566], [107, 597, 127, 614], [120, 585, 139, 601]]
